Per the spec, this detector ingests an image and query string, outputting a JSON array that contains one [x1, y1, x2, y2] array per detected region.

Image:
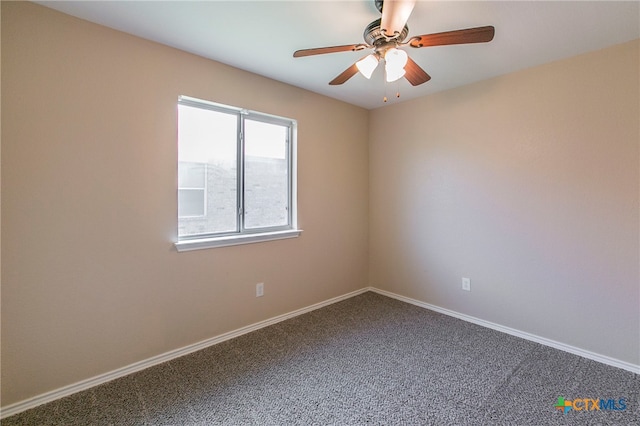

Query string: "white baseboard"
[[3, 286, 637, 419], [0, 287, 369, 419], [369, 287, 640, 375]]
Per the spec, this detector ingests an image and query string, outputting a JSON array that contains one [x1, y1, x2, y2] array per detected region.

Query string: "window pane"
[[178, 105, 238, 236], [178, 189, 205, 217], [178, 162, 205, 218], [244, 119, 289, 229], [178, 162, 205, 189]]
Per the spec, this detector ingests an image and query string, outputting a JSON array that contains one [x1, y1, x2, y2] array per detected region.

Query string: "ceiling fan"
[[293, 0, 495, 87]]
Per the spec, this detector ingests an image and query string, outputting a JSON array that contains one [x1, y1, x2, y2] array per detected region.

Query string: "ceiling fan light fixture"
[[292, 1, 495, 90], [356, 54, 379, 79], [384, 48, 408, 69], [385, 64, 406, 82], [384, 48, 408, 82]]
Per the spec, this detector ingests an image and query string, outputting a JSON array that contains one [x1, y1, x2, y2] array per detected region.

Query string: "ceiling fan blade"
[[404, 57, 431, 86], [329, 63, 360, 85], [408, 26, 495, 48], [293, 44, 368, 58], [381, 0, 416, 38]]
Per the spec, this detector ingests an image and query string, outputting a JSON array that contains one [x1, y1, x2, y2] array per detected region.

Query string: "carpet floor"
[[3, 292, 638, 425]]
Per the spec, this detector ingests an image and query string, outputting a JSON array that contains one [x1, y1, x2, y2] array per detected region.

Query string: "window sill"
[[174, 229, 302, 252]]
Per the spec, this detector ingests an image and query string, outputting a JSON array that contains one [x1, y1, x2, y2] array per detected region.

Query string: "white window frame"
[[175, 96, 301, 251]]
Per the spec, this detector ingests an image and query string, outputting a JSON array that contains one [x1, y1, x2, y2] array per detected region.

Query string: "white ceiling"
[[36, 1, 639, 110]]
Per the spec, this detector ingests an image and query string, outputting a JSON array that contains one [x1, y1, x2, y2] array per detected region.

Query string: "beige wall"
[[370, 39, 639, 365], [1, 2, 369, 405], [2, 0, 639, 410]]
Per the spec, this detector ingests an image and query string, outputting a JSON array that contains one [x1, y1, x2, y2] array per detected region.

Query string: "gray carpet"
[[3, 292, 639, 425]]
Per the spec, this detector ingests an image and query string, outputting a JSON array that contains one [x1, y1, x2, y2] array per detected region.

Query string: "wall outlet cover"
[[462, 278, 471, 291]]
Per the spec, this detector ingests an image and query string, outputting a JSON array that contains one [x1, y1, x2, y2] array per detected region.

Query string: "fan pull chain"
[[383, 83, 400, 102]]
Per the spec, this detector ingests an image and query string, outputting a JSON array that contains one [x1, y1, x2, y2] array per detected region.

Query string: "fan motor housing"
[[364, 18, 409, 47]]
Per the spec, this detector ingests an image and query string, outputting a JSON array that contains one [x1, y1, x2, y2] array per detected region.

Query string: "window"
[[178, 162, 206, 218], [175, 96, 300, 251]]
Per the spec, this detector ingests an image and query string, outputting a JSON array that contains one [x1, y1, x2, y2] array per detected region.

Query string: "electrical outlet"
[[462, 277, 471, 292], [256, 282, 264, 297]]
